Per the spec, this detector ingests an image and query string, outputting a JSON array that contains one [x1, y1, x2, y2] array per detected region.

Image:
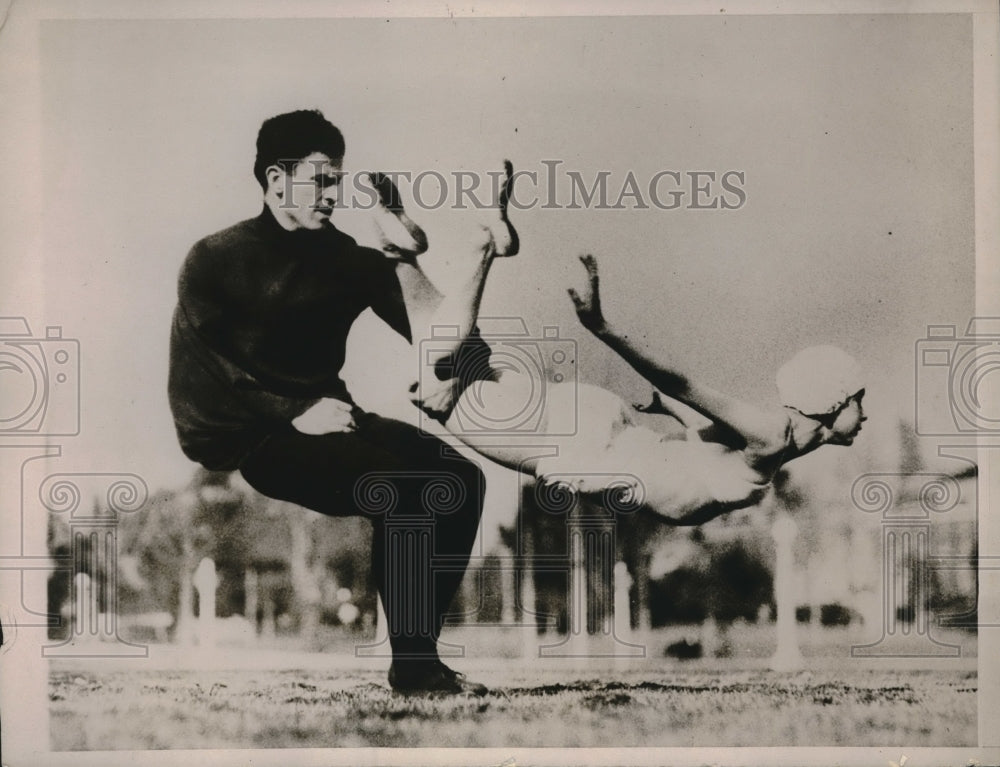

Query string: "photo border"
[[1, 0, 997, 765]]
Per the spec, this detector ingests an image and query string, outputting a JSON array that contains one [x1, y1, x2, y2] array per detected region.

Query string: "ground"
[[48, 625, 978, 750]]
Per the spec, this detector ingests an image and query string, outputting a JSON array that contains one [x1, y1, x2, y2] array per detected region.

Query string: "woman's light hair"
[[775, 345, 864, 416]]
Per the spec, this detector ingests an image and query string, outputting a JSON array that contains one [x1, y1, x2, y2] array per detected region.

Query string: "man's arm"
[[569, 254, 788, 449], [363, 256, 421, 343]]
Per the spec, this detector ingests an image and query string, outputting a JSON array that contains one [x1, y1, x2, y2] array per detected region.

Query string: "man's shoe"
[[388, 660, 488, 696]]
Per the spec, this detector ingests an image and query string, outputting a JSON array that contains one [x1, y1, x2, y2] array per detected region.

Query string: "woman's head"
[[826, 390, 866, 444], [776, 345, 866, 442]]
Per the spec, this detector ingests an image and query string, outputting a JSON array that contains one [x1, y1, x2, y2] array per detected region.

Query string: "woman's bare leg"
[[369, 164, 555, 473], [442, 373, 546, 474], [570, 254, 789, 451], [370, 163, 520, 421], [369, 164, 517, 354], [414, 160, 517, 366]]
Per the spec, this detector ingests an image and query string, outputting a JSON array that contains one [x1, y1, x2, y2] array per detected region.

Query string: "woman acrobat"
[[373, 164, 866, 526]]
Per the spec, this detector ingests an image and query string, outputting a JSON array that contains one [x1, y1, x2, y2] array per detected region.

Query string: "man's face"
[[269, 151, 344, 231]]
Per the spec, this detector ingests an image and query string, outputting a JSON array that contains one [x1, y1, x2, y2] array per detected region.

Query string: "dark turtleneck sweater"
[[168, 206, 411, 470]]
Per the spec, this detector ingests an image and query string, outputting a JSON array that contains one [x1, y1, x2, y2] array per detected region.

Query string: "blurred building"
[[46, 413, 977, 651]]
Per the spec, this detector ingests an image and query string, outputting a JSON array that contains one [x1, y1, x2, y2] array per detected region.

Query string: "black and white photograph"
[[0, 1, 998, 765]]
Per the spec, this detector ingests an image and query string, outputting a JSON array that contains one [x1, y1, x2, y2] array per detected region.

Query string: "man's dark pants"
[[238, 411, 485, 661]]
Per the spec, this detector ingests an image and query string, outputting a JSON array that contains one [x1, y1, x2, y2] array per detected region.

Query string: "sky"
[[0, 11, 977, 502]]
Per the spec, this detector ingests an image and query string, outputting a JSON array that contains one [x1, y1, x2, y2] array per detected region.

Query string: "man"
[[168, 109, 490, 695]]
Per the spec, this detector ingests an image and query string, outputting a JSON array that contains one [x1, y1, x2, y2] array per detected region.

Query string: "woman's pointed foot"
[[484, 159, 519, 257], [367, 171, 428, 259]]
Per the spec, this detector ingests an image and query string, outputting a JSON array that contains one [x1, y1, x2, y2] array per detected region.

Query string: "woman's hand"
[[409, 376, 464, 423], [567, 253, 607, 334]]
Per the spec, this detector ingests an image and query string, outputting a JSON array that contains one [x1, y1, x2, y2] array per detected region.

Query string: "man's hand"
[[292, 398, 357, 435], [567, 253, 607, 334], [409, 376, 464, 423]]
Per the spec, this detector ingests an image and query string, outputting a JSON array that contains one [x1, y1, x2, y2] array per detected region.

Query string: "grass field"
[[50, 664, 976, 750]]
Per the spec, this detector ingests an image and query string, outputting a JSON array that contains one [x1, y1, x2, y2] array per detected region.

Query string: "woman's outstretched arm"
[[569, 254, 788, 450]]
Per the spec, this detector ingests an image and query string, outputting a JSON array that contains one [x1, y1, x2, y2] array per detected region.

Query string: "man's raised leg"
[[238, 418, 488, 695]]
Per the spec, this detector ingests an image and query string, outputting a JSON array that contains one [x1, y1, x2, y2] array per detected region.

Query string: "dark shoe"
[[388, 660, 488, 696]]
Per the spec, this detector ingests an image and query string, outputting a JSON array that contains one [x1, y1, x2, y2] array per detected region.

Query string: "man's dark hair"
[[253, 109, 346, 189]]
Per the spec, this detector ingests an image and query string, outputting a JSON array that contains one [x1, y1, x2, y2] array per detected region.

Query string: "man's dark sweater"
[[168, 206, 413, 471]]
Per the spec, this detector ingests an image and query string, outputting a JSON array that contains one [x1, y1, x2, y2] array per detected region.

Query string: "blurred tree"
[[308, 513, 376, 623], [771, 468, 805, 512], [46, 500, 114, 638], [709, 540, 773, 623], [898, 418, 924, 475], [648, 534, 773, 627], [115, 468, 386, 639], [118, 470, 246, 638]]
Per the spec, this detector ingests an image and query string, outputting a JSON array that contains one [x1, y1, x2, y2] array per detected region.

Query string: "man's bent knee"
[[442, 451, 486, 511], [426, 456, 486, 520]]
